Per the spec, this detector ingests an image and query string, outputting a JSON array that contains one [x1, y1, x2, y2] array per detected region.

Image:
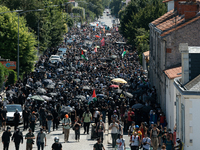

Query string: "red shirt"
[[128, 111, 135, 121], [159, 115, 165, 123]]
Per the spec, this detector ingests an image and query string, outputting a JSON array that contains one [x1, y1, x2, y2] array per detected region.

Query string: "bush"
[[5, 70, 17, 87]]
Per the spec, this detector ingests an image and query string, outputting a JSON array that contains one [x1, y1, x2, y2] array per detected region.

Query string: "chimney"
[[175, 0, 198, 20], [179, 43, 189, 84]]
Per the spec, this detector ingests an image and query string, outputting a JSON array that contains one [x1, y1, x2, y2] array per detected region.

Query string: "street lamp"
[[17, 9, 43, 79]]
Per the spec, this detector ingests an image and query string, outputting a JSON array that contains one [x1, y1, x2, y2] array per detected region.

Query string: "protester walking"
[[36, 128, 46, 150], [109, 119, 119, 148], [62, 114, 71, 142], [130, 132, 140, 150], [46, 111, 53, 134], [150, 124, 160, 150], [93, 138, 105, 150], [29, 111, 37, 132], [12, 127, 23, 150], [13, 109, 20, 131], [142, 133, 151, 150], [73, 116, 81, 142], [25, 128, 35, 150], [52, 137, 62, 150], [116, 134, 126, 150], [2, 126, 12, 150], [82, 109, 92, 134], [96, 117, 105, 142]]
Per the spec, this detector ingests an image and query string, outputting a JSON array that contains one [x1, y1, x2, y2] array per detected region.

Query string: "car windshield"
[[6, 105, 22, 112]]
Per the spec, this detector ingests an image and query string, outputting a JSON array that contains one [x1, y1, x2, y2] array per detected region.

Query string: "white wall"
[[186, 98, 200, 150], [166, 77, 176, 130], [167, 1, 174, 12]]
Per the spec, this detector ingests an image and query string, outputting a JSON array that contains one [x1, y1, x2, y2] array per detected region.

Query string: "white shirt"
[[131, 135, 139, 146], [109, 123, 118, 134], [116, 138, 125, 150], [142, 137, 151, 150]]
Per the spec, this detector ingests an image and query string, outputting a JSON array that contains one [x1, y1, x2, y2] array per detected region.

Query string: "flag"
[[94, 46, 97, 52], [101, 38, 105, 47], [122, 48, 126, 58], [88, 89, 97, 104], [81, 50, 88, 61]]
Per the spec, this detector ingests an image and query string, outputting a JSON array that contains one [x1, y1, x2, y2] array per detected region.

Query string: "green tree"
[[0, 6, 37, 75], [0, 63, 8, 88], [110, 0, 122, 17], [5, 70, 17, 87]]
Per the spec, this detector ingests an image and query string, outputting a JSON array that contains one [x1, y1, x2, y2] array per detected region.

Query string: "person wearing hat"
[[93, 137, 105, 150], [62, 114, 71, 142], [52, 137, 62, 150], [12, 127, 23, 150], [174, 138, 183, 150], [2, 126, 12, 150], [29, 111, 37, 132], [13, 109, 20, 131], [36, 128, 46, 150], [25, 128, 35, 150]]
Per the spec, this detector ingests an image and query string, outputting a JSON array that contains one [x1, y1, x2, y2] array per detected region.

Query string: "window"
[[176, 95, 179, 133], [181, 104, 185, 143]]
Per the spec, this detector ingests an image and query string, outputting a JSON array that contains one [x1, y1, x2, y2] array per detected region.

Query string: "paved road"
[[98, 9, 115, 28], [0, 120, 131, 150]]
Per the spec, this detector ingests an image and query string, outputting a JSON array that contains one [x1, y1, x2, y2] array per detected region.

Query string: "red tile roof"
[[151, 9, 174, 26], [160, 16, 200, 36], [164, 66, 182, 79]]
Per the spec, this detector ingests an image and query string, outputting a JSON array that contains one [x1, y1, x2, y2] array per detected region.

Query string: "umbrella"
[[46, 84, 55, 89], [123, 91, 133, 98], [43, 79, 53, 85], [56, 68, 63, 72], [48, 64, 56, 68], [109, 84, 119, 88], [47, 93, 57, 96], [82, 86, 91, 90], [141, 105, 152, 112], [37, 88, 47, 95], [132, 103, 144, 109], [97, 94, 107, 98], [6, 90, 15, 95], [30, 95, 45, 101], [112, 78, 127, 84], [114, 89, 122, 94], [123, 84, 130, 88], [75, 95, 86, 100], [74, 78, 81, 82], [111, 55, 117, 59], [41, 95, 52, 101], [35, 81, 42, 87], [75, 56, 80, 60], [26, 84, 32, 88], [61, 106, 74, 114]]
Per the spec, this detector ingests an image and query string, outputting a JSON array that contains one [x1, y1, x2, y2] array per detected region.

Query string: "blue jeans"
[[47, 120, 52, 133], [37, 142, 44, 150]]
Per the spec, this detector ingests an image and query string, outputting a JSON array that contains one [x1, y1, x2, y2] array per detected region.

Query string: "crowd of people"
[[0, 23, 183, 150]]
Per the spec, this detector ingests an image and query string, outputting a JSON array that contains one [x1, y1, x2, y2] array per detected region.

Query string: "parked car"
[[6, 104, 23, 123], [49, 55, 61, 63]]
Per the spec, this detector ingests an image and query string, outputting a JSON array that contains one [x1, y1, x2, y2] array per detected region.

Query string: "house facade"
[[174, 43, 200, 149], [149, 0, 200, 113]]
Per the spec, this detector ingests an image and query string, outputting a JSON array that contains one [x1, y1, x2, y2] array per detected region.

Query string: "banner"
[[101, 38, 105, 47], [0, 61, 16, 69]]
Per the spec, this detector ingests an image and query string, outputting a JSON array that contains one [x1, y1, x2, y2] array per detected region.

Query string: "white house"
[[164, 66, 181, 130], [174, 43, 200, 149]]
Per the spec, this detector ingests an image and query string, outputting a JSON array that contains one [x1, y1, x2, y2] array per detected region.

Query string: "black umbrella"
[[132, 103, 144, 109], [123, 91, 133, 98], [43, 79, 53, 86], [75, 95, 86, 101], [141, 105, 152, 112], [61, 106, 74, 114]]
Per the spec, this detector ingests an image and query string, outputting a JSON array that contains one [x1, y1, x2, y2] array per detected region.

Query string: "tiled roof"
[[160, 16, 200, 37], [164, 66, 182, 79], [156, 16, 184, 31], [151, 9, 174, 26], [185, 74, 200, 91], [162, 0, 173, 2]]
